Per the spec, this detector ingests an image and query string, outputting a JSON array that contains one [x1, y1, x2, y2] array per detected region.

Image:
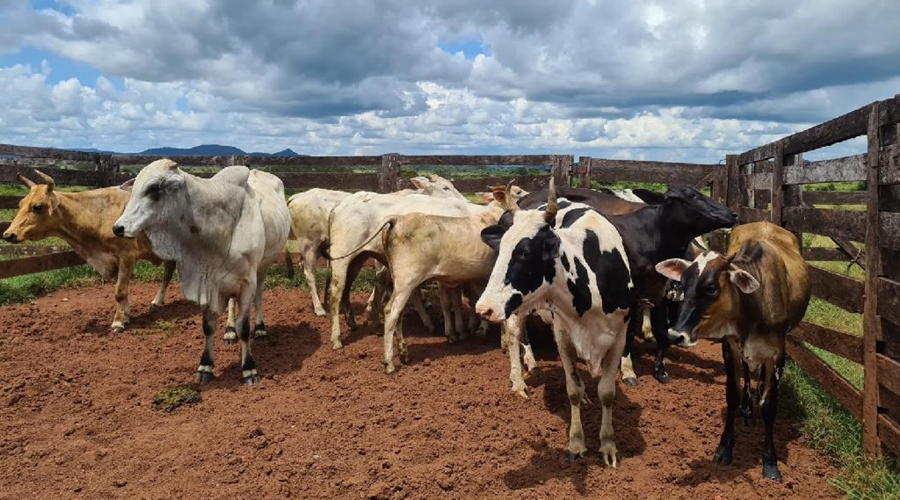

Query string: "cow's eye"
[[146, 184, 162, 201], [518, 248, 531, 260], [32, 204, 44, 213], [704, 283, 718, 295]]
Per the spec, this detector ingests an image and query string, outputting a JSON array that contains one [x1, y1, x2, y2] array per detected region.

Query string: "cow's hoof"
[[599, 442, 618, 468], [384, 363, 396, 375], [195, 371, 215, 385], [110, 325, 125, 334], [654, 370, 671, 384], [565, 449, 587, 462], [254, 331, 268, 342], [313, 308, 326, 317], [149, 302, 163, 312], [223, 327, 237, 344], [623, 377, 639, 387], [762, 463, 783, 483], [241, 373, 259, 386], [399, 352, 409, 364], [713, 446, 733, 465], [512, 384, 530, 399]]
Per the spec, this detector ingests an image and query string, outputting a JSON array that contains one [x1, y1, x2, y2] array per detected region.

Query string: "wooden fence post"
[[771, 141, 785, 226], [784, 153, 804, 252], [577, 156, 592, 188], [95, 155, 119, 187], [550, 155, 573, 188], [725, 154, 741, 219], [379, 153, 400, 193], [710, 168, 727, 252], [863, 102, 883, 457]]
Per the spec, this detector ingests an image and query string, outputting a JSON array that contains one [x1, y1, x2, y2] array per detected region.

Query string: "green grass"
[[0, 264, 99, 304]]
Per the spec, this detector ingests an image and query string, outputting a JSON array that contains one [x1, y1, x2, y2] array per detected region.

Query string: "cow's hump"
[[211, 165, 251, 188]]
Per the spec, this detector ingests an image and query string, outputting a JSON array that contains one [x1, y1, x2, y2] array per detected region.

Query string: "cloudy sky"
[[0, 0, 898, 162]]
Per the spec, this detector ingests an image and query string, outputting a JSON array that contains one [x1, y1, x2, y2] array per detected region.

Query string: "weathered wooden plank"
[[747, 172, 772, 191], [379, 154, 400, 193], [787, 336, 863, 420], [576, 157, 592, 188], [737, 143, 777, 165], [0, 143, 107, 162], [115, 154, 383, 168], [0, 245, 69, 257], [0, 165, 98, 186], [400, 154, 555, 167], [783, 207, 866, 242], [726, 155, 740, 212], [0, 251, 85, 279], [879, 212, 900, 250], [784, 154, 867, 185], [279, 172, 380, 192], [879, 278, 900, 327], [863, 103, 885, 456], [589, 159, 717, 185], [808, 265, 865, 314], [802, 191, 867, 206], [449, 175, 549, 193], [877, 414, 900, 456], [802, 247, 856, 261], [877, 354, 900, 402], [737, 207, 769, 224], [0, 196, 20, 209], [772, 142, 785, 224], [793, 322, 863, 364]]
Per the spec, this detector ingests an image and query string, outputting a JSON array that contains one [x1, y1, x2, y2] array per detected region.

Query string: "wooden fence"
[[3, 94, 900, 458], [726, 93, 900, 457]]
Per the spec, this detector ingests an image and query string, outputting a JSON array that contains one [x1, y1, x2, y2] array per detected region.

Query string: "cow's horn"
[[505, 179, 520, 212], [544, 177, 557, 222], [33, 170, 55, 191], [16, 172, 35, 188]]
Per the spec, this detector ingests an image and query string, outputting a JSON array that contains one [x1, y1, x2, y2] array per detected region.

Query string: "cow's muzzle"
[[112, 224, 126, 238], [2, 232, 19, 243], [667, 328, 698, 348], [476, 304, 504, 323]]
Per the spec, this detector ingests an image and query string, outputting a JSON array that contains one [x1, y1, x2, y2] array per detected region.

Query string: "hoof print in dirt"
[[152, 384, 202, 413]]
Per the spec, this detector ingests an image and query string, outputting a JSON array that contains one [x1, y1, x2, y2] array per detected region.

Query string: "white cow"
[[324, 191, 489, 351], [113, 159, 289, 386]]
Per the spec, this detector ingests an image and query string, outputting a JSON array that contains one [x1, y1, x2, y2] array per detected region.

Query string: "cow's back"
[[728, 222, 810, 332]]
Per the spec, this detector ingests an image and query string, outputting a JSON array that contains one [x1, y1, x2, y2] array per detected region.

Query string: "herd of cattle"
[[1, 160, 811, 483]]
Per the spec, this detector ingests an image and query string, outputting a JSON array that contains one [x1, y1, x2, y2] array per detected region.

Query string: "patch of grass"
[[152, 384, 202, 412], [0, 265, 99, 304], [780, 361, 900, 499], [804, 181, 866, 192]]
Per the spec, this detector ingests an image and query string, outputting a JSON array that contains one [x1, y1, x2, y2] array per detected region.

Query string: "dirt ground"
[[0, 282, 841, 500]]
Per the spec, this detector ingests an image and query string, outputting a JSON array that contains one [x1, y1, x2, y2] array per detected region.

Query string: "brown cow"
[[2, 170, 175, 332], [655, 221, 810, 482]]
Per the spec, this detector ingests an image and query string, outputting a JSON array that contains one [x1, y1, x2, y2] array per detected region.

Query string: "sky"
[[0, 0, 898, 162]]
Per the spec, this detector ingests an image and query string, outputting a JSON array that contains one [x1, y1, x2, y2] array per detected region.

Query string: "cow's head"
[[113, 159, 185, 238], [661, 185, 736, 234], [2, 171, 61, 243], [409, 174, 466, 200], [475, 179, 561, 322], [655, 251, 759, 346]]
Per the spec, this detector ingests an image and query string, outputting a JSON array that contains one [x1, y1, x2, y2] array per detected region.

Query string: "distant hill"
[[249, 148, 301, 158], [134, 144, 247, 157]]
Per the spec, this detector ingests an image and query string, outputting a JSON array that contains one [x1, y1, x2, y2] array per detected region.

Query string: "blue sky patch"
[[438, 36, 490, 60]]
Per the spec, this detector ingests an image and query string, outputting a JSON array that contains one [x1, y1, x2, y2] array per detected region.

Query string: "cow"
[[476, 179, 634, 466], [113, 159, 290, 386], [378, 200, 508, 372], [323, 189, 489, 351], [655, 221, 810, 482], [503, 185, 735, 394], [2, 170, 176, 332]]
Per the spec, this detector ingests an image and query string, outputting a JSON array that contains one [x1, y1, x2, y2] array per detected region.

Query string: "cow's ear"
[[492, 189, 507, 205], [409, 176, 428, 190], [655, 258, 691, 281], [475, 192, 493, 203], [728, 268, 760, 294], [481, 225, 505, 251], [120, 178, 135, 192]]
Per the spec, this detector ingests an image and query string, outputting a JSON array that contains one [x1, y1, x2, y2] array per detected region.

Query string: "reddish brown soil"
[[0, 283, 840, 500]]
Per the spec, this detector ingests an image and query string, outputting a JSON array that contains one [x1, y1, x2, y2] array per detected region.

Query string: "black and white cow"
[[476, 180, 634, 466]]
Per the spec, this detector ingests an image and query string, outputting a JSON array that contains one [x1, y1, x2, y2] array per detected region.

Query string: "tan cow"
[[656, 221, 810, 482], [2, 170, 175, 331]]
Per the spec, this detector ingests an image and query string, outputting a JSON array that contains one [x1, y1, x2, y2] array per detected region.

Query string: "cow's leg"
[[505, 315, 529, 398], [150, 261, 176, 310], [620, 304, 642, 386], [365, 265, 388, 325], [760, 353, 785, 482], [237, 284, 259, 386], [342, 256, 367, 331], [196, 306, 219, 384], [110, 260, 134, 333], [329, 258, 351, 349], [554, 326, 588, 460], [450, 287, 468, 340], [714, 338, 742, 466], [439, 286, 457, 343], [649, 305, 672, 383], [224, 298, 237, 343], [252, 277, 267, 341], [598, 327, 628, 467], [409, 287, 435, 333], [383, 285, 414, 374], [301, 245, 326, 317], [741, 363, 755, 426]]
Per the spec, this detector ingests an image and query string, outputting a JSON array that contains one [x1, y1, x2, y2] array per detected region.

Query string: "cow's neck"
[[52, 191, 110, 245]]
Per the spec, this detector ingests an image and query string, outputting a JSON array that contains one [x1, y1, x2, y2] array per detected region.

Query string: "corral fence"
[[2, 94, 900, 458]]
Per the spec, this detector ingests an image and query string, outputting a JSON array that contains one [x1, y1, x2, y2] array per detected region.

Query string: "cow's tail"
[[381, 216, 398, 256], [322, 219, 393, 261]]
